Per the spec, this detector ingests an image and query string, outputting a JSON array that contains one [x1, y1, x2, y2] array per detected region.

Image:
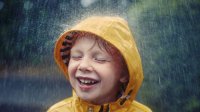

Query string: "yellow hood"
[[54, 16, 145, 108]]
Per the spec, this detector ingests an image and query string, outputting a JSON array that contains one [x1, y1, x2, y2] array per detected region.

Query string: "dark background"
[[0, 0, 200, 112]]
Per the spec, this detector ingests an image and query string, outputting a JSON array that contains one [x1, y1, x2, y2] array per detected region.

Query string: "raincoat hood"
[[52, 16, 151, 112]]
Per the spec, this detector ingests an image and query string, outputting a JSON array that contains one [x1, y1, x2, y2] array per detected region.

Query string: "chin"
[[78, 93, 98, 102]]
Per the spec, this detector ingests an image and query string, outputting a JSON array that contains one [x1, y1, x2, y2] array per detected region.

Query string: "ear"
[[120, 74, 128, 83]]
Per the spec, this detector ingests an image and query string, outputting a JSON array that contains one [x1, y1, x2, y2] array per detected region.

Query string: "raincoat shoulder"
[[47, 98, 152, 112], [128, 101, 152, 112], [47, 97, 74, 112]]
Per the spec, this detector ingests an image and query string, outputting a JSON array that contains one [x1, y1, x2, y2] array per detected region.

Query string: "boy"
[[48, 16, 152, 112]]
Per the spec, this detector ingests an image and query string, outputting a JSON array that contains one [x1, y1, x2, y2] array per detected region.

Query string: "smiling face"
[[68, 36, 127, 105]]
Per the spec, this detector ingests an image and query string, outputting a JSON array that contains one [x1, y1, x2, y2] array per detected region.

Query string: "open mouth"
[[76, 77, 99, 86]]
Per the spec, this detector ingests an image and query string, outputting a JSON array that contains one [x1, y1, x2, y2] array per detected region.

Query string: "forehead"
[[73, 36, 96, 46], [71, 36, 123, 60], [71, 36, 107, 53], [71, 34, 116, 53], [70, 32, 123, 58]]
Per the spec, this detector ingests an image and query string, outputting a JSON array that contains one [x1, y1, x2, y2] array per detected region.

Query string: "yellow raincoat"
[[48, 16, 152, 112]]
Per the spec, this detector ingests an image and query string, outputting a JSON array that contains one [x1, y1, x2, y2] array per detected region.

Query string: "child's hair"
[[70, 32, 129, 89], [72, 32, 120, 56]]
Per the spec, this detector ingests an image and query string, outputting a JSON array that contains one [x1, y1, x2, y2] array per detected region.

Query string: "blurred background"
[[0, 0, 200, 112]]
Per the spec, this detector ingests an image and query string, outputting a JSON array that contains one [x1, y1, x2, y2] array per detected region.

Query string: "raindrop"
[[81, 0, 98, 7], [0, 1, 4, 10], [23, 1, 33, 10], [121, 0, 127, 7]]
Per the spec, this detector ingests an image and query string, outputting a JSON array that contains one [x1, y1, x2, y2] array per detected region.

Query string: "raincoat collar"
[[74, 95, 132, 112]]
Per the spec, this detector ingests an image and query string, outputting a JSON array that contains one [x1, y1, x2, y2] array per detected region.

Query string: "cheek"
[[111, 61, 122, 76], [113, 60, 124, 79], [98, 63, 121, 80], [68, 60, 78, 78], [68, 61, 78, 88]]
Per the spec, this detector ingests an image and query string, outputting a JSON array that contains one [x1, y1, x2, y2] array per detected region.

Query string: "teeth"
[[79, 79, 96, 84]]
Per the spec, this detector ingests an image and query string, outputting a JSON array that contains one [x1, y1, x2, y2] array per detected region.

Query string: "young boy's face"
[[68, 37, 126, 105]]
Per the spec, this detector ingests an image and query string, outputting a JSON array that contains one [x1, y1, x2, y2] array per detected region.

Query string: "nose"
[[78, 57, 93, 73]]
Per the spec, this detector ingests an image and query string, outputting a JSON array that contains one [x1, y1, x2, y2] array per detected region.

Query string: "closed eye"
[[94, 58, 108, 63], [70, 55, 82, 60]]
